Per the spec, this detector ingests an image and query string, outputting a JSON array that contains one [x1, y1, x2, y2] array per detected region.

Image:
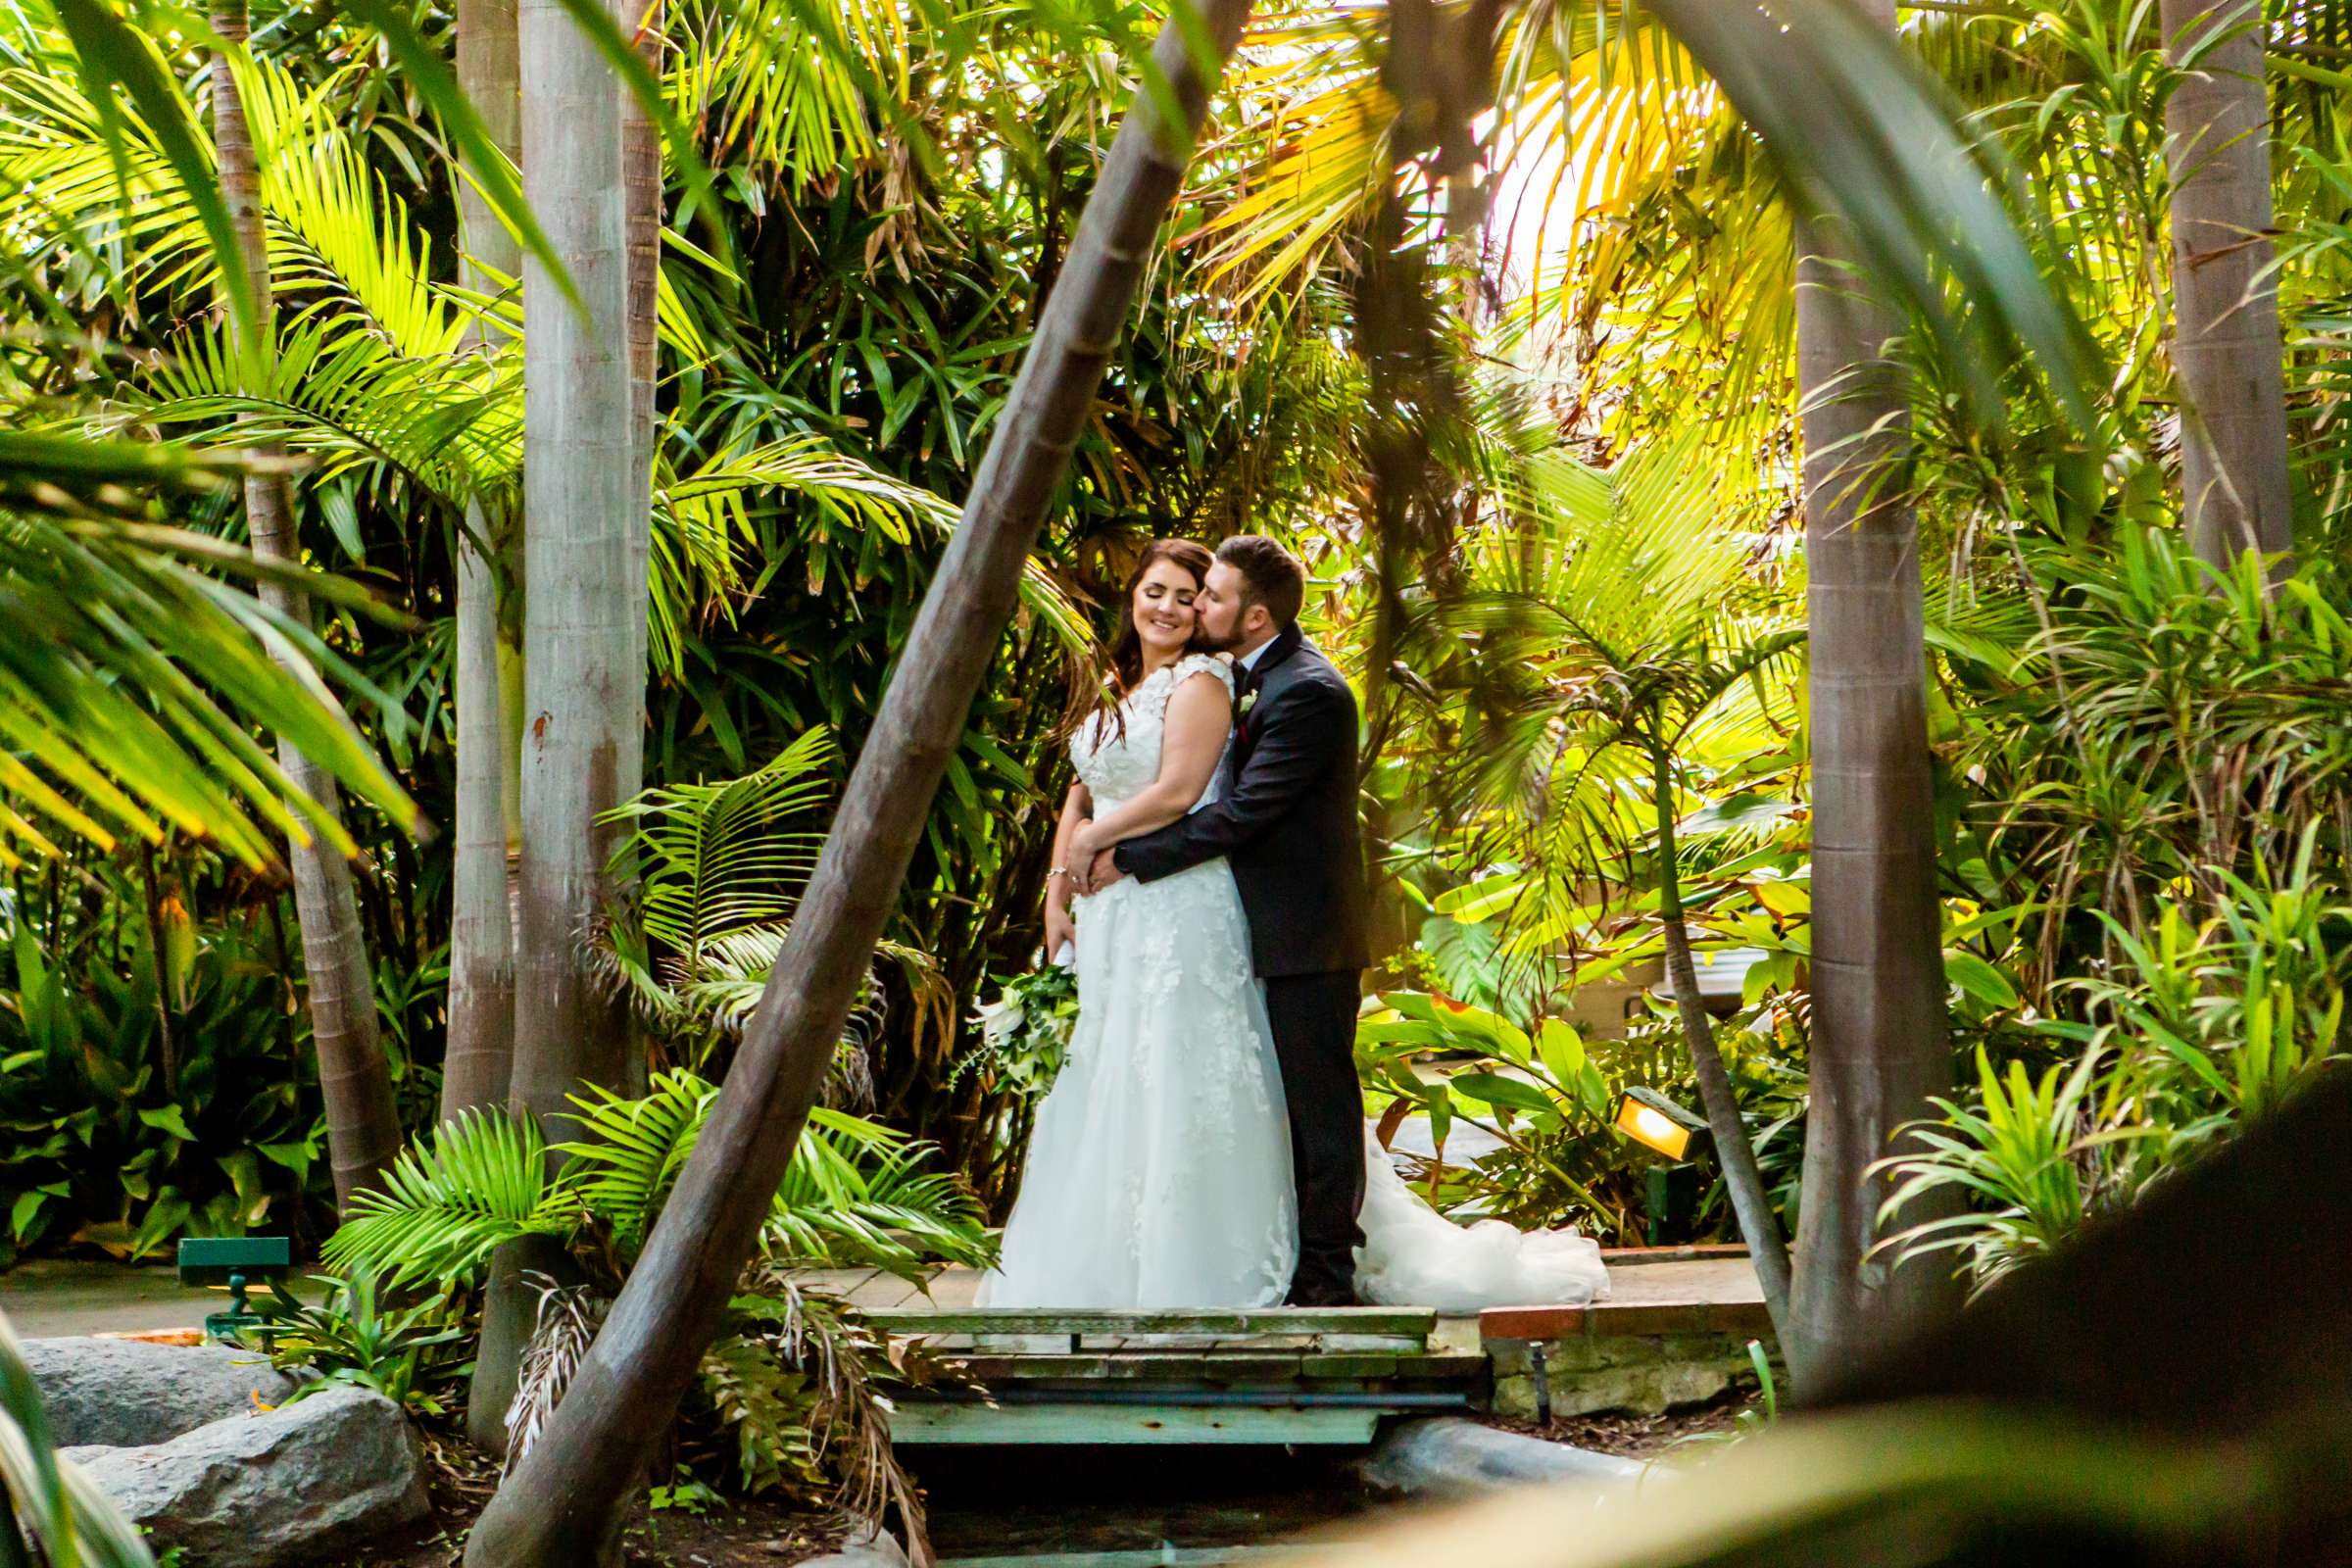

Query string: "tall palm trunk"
[[210, 1, 401, 1209], [469, 0, 653, 1451], [441, 0, 522, 1130], [2161, 0, 2292, 573], [1652, 748, 1793, 1338], [446, 0, 529, 1454], [1784, 0, 1958, 1394], [461, 4, 1252, 1559]]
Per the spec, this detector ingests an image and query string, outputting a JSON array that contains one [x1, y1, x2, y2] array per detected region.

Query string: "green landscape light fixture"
[[177, 1236, 291, 1345], [1613, 1087, 1710, 1162]]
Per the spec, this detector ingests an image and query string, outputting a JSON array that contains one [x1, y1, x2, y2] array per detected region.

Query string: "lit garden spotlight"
[[1614, 1086, 1709, 1161], [1612, 1088, 1711, 1246]]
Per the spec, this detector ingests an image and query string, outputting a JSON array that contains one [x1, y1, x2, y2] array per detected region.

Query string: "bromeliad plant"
[[254, 1266, 469, 1417]]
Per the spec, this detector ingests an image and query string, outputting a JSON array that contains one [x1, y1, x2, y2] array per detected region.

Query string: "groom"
[[1078, 535, 1372, 1306]]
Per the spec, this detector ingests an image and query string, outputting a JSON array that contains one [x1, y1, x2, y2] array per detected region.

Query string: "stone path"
[[1, 1249, 1762, 1339], [1, 1259, 321, 1340]]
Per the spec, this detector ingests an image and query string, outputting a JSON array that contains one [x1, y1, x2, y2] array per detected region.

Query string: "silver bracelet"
[[1047, 866, 1071, 879]]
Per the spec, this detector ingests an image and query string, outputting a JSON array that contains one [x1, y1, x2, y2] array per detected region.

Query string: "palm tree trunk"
[[460, 4, 1252, 1559], [1652, 747, 1792, 1339], [470, 0, 653, 1450], [445, 0, 529, 1454], [2161, 0, 2292, 574], [1785, 0, 1958, 1396], [618, 0, 662, 1102], [211, 0, 401, 1210], [441, 0, 522, 1129]]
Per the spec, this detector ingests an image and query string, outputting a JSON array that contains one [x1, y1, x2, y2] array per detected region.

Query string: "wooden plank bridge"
[[862, 1305, 1480, 1446], [820, 1249, 1768, 1447]]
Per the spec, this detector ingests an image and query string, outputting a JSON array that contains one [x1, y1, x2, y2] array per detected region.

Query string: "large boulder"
[[23, 1336, 295, 1447], [63, 1384, 427, 1566]]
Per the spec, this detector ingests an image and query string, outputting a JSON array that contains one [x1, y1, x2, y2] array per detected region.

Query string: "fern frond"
[[562, 1071, 720, 1256], [323, 1107, 576, 1287], [697, 1332, 818, 1494]]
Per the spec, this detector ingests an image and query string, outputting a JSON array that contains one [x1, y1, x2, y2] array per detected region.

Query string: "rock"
[[801, 1524, 911, 1568], [1355, 1417, 1645, 1499], [63, 1384, 427, 1567], [23, 1336, 295, 1447]]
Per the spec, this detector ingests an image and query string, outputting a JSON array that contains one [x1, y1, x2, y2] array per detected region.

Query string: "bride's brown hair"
[[1060, 538, 1215, 743]]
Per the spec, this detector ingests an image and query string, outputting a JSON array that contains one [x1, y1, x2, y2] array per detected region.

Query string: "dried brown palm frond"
[[503, 1276, 609, 1476], [731, 1269, 932, 1567]]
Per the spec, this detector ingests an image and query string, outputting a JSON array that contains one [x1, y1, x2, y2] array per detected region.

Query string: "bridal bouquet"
[[952, 957, 1079, 1099]]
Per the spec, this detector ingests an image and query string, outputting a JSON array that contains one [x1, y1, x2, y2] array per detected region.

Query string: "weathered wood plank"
[[884, 1401, 1383, 1446], [859, 1306, 1437, 1340], [1298, 1352, 1398, 1378], [1388, 1352, 1490, 1380], [910, 1351, 1320, 1383]]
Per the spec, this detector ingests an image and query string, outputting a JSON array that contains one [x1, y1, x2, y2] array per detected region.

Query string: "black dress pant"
[[1262, 969, 1366, 1301]]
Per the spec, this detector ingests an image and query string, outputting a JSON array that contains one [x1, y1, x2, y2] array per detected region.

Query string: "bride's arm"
[[1070, 673, 1229, 858], [1045, 780, 1088, 955]]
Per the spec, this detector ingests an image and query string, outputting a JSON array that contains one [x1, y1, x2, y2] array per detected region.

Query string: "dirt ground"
[[1485, 1384, 1768, 1458], [324, 1390, 1763, 1565], [320, 1432, 859, 1568]]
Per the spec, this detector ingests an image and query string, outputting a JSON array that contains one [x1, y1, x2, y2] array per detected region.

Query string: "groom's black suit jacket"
[[1114, 623, 1370, 978]]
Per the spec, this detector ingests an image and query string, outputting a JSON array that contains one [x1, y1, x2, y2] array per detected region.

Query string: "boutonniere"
[[1237, 690, 1258, 719]]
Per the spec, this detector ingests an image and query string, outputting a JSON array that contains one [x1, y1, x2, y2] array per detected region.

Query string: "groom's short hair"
[[1216, 535, 1305, 628]]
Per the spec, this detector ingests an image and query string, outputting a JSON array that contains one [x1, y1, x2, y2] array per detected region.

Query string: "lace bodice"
[[1073, 654, 1235, 811]]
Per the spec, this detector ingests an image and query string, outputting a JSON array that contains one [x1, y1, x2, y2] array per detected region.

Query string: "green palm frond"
[[547, 1071, 991, 1276], [131, 314, 520, 509], [557, 1075, 989, 1277], [0, 1308, 157, 1567], [0, 449, 419, 869], [564, 1072, 719, 1256], [232, 60, 466, 358], [1413, 432, 1804, 972], [670, 0, 906, 197], [0, 47, 470, 348], [323, 1107, 578, 1288], [765, 1106, 993, 1278], [651, 434, 956, 675], [604, 727, 837, 971]]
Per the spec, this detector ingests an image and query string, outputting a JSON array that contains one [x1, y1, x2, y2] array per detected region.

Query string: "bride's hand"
[[1044, 903, 1076, 962], [1069, 821, 1104, 863]]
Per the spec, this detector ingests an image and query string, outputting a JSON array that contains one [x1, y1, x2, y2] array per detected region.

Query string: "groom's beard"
[[1194, 619, 1243, 653]]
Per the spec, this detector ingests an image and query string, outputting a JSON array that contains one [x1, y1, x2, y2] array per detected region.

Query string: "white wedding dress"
[[978, 654, 1608, 1312]]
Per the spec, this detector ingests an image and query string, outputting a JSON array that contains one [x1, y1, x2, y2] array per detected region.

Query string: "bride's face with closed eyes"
[[1130, 560, 1201, 662]]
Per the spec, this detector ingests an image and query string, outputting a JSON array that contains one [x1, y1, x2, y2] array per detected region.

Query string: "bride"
[[977, 539, 1607, 1313]]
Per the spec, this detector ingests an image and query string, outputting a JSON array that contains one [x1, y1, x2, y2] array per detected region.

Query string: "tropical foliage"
[[0, 6, 2348, 1551], [308, 1070, 988, 1526]]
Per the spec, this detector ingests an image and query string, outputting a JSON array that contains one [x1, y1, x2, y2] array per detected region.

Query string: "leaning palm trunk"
[[1785, 0, 1959, 1392], [211, 0, 401, 1209], [461, 4, 1253, 1560], [1652, 750, 1793, 1340], [470, 0, 655, 1450], [2160, 0, 2293, 574], [441, 0, 522, 1130]]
